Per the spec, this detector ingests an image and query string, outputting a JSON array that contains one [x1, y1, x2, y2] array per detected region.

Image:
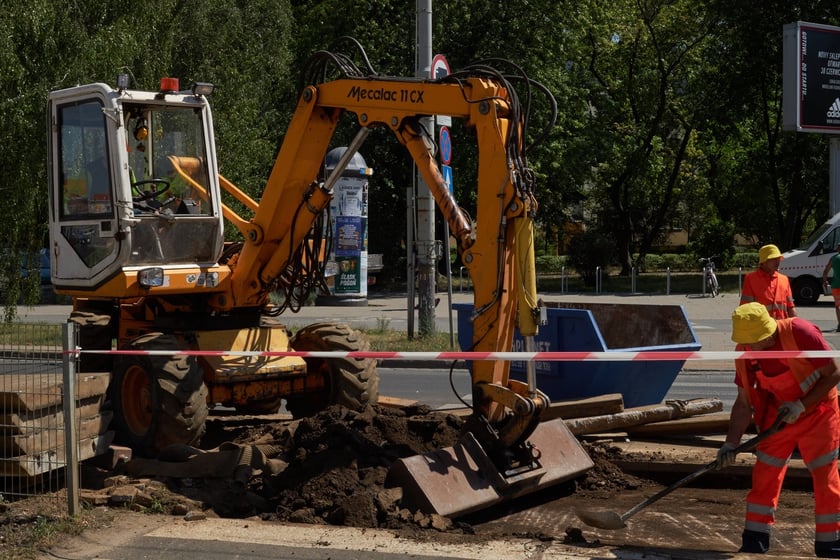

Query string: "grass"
[[363, 317, 455, 351], [0, 323, 62, 346], [0, 499, 114, 560]]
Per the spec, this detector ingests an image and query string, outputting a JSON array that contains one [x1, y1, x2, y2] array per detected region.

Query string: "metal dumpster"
[[453, 301, 701, 408]]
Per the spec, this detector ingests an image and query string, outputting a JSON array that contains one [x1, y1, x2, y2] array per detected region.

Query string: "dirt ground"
[[1, 404, 823, 558]]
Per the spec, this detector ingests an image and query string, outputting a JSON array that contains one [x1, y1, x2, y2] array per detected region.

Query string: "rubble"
[[68, 399, 732, 533]]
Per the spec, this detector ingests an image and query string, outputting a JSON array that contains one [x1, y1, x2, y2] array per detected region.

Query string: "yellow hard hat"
[[758, 244, 783, 264], [731, 302, 777, 344]]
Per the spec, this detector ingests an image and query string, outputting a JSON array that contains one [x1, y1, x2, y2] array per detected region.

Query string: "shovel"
[[575, 414, 786, 530]]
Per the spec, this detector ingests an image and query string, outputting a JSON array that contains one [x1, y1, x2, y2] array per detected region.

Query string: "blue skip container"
[[453, 301, 701, 408]]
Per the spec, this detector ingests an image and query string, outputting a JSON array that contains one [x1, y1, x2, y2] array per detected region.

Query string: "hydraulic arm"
[[214, 75, 547, 448]]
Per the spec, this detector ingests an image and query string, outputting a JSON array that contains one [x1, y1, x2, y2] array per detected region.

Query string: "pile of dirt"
[[76, 404, 644, 533], [246, 403, 463, 528]]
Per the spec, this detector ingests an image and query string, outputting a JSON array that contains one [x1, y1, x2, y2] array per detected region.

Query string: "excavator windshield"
[[123, 104, 218, 265]]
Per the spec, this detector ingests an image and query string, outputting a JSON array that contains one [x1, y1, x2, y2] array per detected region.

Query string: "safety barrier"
[[0, 323, 73, 515], [79, 349, 840, 360]]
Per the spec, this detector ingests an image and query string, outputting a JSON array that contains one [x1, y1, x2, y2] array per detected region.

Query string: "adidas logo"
[[828, 98, 840, 118]]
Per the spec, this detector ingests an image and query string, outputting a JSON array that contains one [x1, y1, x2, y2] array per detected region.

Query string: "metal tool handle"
[[619, 414, 785, 523]]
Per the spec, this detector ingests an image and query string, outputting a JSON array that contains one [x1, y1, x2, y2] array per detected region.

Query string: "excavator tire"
[[286, 322, 379, 418], [110, 333, 208, 457], [69, 306, 115, 374]]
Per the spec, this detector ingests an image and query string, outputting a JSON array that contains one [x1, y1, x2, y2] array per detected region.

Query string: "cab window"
[[57, 100, 113, 219]]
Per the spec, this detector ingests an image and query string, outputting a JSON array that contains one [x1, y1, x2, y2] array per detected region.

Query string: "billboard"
[[783, 21, 840, 133]]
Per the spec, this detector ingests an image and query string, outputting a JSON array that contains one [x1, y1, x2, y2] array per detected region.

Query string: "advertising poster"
[[335, 216, 363, 256], [335, 256, 361, 294], [784, 21, 840, 132]]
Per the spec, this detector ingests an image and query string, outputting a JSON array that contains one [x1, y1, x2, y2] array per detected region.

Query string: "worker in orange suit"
[[718, 302, 840, 556], [740, 244, 796, 319]]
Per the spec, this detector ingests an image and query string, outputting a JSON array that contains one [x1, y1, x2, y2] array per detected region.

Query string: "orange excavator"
[[45, 40, 591, 516]]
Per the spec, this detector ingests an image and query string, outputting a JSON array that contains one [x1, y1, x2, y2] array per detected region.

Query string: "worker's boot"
[[739, 529, 770, 553], [815, 539, 840, 558]]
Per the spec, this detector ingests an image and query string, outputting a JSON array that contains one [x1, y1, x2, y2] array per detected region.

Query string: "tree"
[[560, 0, 722, 274], [703, 1, 840, 250]]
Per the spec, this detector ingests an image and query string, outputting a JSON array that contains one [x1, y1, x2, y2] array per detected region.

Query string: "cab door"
[[47, 84, 124, 288]]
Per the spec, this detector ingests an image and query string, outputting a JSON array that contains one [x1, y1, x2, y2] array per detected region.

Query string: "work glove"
[[716, 442, 738, 469], [778, 400, 805, 424]]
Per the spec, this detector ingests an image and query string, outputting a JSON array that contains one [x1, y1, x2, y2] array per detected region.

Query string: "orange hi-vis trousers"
[[745, 398, 840, 543]]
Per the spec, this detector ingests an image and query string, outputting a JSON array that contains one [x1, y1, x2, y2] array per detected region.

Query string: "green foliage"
[[566, 230, 615, 285], [686, 217, 736, 269], [731, 251, 759, 271], [634, 253, 699, 272], [535, 255, 567, 274], [2, 0, 839, 317]]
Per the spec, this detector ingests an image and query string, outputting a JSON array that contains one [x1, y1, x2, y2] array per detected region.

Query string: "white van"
[[779, 213, 840, 304]]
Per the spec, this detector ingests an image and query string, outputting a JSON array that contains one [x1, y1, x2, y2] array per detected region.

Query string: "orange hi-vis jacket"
[[735, 318, 837, 431], [740, 270, 795, 319], [735, 319, 840, 542]]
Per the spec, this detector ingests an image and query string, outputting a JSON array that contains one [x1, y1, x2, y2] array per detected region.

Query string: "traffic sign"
[[431, 54, 450, 79], [441, 164, 453, 194], [439, 126, 452, 165]]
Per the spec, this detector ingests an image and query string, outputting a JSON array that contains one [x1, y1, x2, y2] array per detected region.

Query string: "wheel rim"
[[121, 363, 154, 437]]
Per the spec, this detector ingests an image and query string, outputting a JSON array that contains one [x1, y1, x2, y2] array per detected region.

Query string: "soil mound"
[[80, 404, 642, 533]]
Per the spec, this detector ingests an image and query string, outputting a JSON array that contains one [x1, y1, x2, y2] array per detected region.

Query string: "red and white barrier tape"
[[73, 349, 840, 361]]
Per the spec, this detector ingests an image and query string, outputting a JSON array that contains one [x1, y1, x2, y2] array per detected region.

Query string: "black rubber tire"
[[793, 277, 821, 306], [69, 306, 115, 373], [286, 322, 379, 418], [110, 333, 208, 457]]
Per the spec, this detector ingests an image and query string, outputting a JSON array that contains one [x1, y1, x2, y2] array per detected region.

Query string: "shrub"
[[567, 231, 614, 286], [535, 255, 566, 274]]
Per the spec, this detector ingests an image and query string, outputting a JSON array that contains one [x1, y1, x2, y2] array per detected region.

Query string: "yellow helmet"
[[758, 244, 783, 264], [731, 302, 777, 344]]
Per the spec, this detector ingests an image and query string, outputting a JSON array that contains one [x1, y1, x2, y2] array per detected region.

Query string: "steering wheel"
[[131, 179, 171, 203]]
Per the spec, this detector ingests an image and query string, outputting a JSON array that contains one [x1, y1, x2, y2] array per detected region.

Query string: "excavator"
[[45, 41, 591, 517]]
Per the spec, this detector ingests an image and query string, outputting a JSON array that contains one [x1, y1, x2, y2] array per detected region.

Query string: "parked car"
[[21, 248, 51, 284]]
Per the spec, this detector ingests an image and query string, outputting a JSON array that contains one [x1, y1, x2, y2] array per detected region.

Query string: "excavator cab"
[[47, 79, 225, 291]]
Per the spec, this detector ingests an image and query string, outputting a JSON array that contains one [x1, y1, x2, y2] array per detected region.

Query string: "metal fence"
[[0, 322, 81, 516]]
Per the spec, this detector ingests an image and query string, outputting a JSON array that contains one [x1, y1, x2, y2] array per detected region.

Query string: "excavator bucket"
[[385, 417, 593, 518]]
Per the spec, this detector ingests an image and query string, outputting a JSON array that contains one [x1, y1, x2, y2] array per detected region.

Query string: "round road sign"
[[431, 54, 450, 79], [439, 126, 452, 165]]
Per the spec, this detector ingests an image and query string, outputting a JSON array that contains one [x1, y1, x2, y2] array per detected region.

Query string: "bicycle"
[[699, 256, 720, 297]]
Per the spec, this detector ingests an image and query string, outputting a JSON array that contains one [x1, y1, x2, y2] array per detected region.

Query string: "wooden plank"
[[624, 411, 734, 436], [0, 372, 109, 413], [1, 412, 112, 457], [377, 395, 419, 409], [606, 438, 811, 483], [542, 393, 624, 421], [563, 398, 723, 436], [0, 396, 104, 434], [0, 431, 114, 477]]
